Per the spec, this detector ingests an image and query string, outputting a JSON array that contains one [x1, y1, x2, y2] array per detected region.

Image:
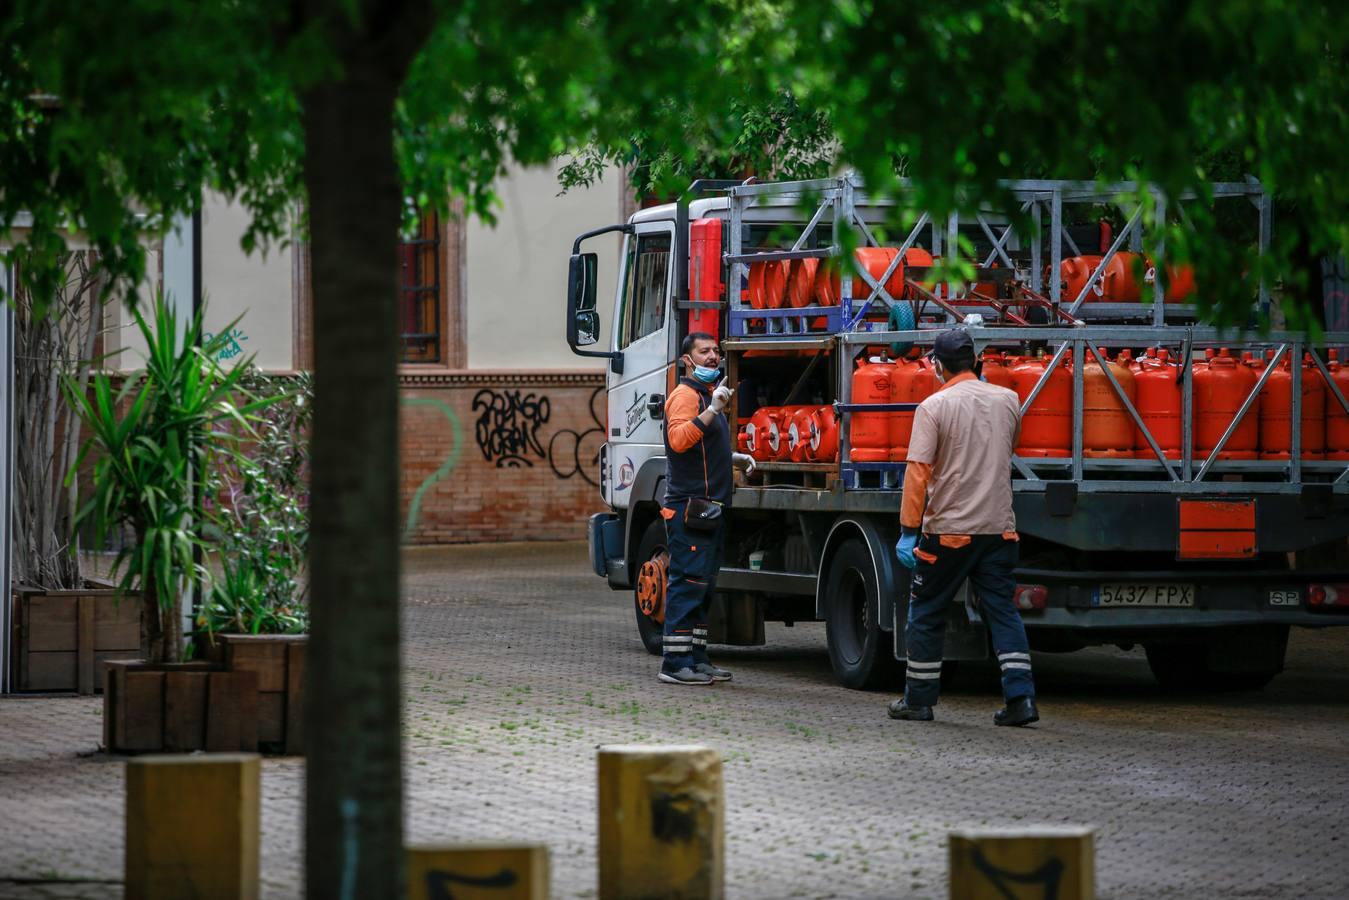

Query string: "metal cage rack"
[[717, 176, 1345, 496]]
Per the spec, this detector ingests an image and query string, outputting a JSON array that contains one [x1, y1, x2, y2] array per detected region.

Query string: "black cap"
[[928, 328, 974, 363]]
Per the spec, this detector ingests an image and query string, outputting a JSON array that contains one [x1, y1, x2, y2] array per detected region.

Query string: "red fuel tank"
[[688, 218, 723, 339], [1082, 349, 1138, 457], [767, 405, 813, 461], [816, 247, 913, 306], [1133, 349, 1182, 459], [1259, 352, 1326, 459], [786, 406, 819, 462], [850, 357, 896, 462], [748, 259, 790, 309], [1011, 355, 1072, 457], [980, 351, 1014, 389], [1195, 348, 1260, 460], [1326, 350, 1349, 460], [807, 405, 839, 462], [788, 258, 820, 308], [745, 406, 779, 462], [889, 357, 940, 461]]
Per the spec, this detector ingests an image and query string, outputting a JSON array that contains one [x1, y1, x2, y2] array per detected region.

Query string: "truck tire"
[[1145, 626, 1287, 691], [632, 519, 667, 656], [823, 537, 902, 690]]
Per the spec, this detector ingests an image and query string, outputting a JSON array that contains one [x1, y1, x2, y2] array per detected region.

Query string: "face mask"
[[691, 363, 721, 384]]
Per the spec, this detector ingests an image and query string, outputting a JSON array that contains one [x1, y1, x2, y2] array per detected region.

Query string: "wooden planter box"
[[103, 660, 258, 754], [215, 634, 307, 755], [10, 585, 144, 694]]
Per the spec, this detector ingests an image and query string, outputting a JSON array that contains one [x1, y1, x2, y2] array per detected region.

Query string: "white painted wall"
[[200, 194, 294, 371], [466, 161, 625, 370]]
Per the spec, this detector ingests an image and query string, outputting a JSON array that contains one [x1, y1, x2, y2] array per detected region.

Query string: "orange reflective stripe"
[[914, 549, 938, 564], [660, 507, 676, 520], [938, 534, 972, 548], [1002, 530, 1020, 541]]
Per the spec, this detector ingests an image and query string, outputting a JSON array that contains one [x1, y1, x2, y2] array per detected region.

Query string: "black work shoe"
[[887, 698, 934, 721], [658, 666, 714, 686], [994, 696, 1040, 727], [694, 662, 732, 682]]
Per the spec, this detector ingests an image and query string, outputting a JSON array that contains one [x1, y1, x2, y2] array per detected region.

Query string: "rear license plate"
[[1094, 583, 1195, 607]]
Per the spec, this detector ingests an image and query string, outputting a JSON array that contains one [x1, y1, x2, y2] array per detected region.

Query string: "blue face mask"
[[691, 364, 721, 384]]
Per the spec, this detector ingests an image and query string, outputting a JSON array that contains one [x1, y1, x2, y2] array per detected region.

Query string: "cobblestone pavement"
[[3, 540, 1348, 899]]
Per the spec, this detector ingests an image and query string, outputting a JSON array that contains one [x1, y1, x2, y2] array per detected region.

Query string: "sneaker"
[[887, 698, 934, 721], [658, 666, 714, 686], [694, 662, 732, 682], [994, 696, 1039, 727]]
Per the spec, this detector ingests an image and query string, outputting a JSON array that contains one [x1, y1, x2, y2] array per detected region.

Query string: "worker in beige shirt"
[[888, 328, 1039, 727]]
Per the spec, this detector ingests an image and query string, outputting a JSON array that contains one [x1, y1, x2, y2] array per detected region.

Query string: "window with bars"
[[399, 213, 441, 363]]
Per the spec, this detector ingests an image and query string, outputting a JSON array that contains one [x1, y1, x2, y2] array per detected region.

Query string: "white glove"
[[709, 382, 733, 414], [732, 452, 756, 475]]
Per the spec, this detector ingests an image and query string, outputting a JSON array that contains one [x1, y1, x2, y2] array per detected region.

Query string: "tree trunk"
[[301, 46, 416, 900]]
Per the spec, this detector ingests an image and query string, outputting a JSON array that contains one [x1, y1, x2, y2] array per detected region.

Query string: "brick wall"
[[399, 369, 608, 544]]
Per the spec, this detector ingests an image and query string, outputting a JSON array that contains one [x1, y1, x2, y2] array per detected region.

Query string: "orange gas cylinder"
[[806, 405, 839, 462], [788, 258, 820, 308], [1326, 350, 1349, 460], [1118, 348, 1138, 372], [1100, 252, 1149, 302], [850, 356, 896, 462], [979, 351, 1014, 389], [748, 260, 789, 309], [1195, 348, 1259, 460], [1259, 353, 1326, 459], [1081, 349, 1138, 457], [1011, 355, 1072, 457], [786, 406, 818, 462], [1059, 255, 1105, 303], [766, 405, 812, 461], [888, 357, 940, 461], [1133, 349, 1182, 459], [1164, 263, 1196, 302], [815, 247, 909, 306], [744, 406, 779, 462]]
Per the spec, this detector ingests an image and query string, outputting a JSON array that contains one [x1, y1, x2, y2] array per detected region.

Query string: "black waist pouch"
[[684, 498, 723, 532]]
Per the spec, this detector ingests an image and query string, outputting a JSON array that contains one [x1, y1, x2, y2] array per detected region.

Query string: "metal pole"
[[1181, 338, 1194, 482], [0, 263, 14, 692], [1031, 202, 1043, 295], [1152, 193, 1166, 327], [838, 178, 853, 332], [1050, 191, 1063, 305]]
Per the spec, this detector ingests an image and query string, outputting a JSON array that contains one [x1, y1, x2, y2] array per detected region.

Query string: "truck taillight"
[[1308, 583, 1349, 608], [1014, 585, 1049, 611]]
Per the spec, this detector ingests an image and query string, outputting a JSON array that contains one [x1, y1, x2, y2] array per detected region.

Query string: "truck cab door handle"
[[647, 394, 664, 419]]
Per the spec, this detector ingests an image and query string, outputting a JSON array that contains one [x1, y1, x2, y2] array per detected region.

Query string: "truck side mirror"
[[568, 252, 599, 347]]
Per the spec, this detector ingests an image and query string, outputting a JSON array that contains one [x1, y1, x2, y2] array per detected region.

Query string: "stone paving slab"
[[2, 540, 1348, 899]]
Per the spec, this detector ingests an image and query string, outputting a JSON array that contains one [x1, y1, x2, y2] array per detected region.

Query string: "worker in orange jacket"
[[659, 332, 756, 685]]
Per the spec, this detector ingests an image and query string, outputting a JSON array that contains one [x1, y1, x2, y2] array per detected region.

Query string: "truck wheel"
[[823, 537, 902, 690], [632, 519, 667, 656], [1145, 626, 1286, 691]]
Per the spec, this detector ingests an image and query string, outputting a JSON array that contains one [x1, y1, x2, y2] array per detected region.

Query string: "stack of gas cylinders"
[[746, 246, 934, 310], [1056, 252, 1196, 304], [738, 403, 841, 463], [832, 346, 1349, 463]]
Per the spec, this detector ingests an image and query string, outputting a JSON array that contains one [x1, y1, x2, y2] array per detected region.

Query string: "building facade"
[[105, 163, 631, 543]]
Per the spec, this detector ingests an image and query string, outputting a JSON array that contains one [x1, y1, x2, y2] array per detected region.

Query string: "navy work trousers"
[[662, 499, 725, 670], [904, 533, 1035, 706]]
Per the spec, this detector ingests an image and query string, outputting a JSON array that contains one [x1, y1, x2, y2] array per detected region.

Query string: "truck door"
[[606, 221, 676, 510]]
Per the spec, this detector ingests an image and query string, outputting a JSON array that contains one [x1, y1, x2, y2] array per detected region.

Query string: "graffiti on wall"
[[547, 387, 605, 486], [204, 327, 249, 361], [472, 389, 551, 467], [402, 396, 464, 539]]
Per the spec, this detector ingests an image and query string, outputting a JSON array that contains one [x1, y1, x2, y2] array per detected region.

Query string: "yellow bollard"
[[597, 744, 723, 900], [125, 753, 261, 900], [407, 844, 549, 900], [948, 827, 1095, 900]]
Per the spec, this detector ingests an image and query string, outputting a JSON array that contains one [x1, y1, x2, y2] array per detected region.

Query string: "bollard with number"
[[125, 753, 261, 900], [948, 827, 1095, 900], [597, 744, 724, 900], [407, 844, 548, 900]]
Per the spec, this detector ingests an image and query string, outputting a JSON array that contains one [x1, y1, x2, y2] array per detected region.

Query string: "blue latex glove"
[[896, 532, 919, 570]]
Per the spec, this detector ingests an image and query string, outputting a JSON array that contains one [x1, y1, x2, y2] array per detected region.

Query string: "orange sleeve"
[[900, 461, 932, 530], [665, 386, 707, 453]]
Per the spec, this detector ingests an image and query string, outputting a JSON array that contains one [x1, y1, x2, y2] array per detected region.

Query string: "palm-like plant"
[[66, 294, 267, 663]]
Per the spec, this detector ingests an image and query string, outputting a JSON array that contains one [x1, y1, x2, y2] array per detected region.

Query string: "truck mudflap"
[[588, 512, 624, 579], [1011, 566, 1349, 631]]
